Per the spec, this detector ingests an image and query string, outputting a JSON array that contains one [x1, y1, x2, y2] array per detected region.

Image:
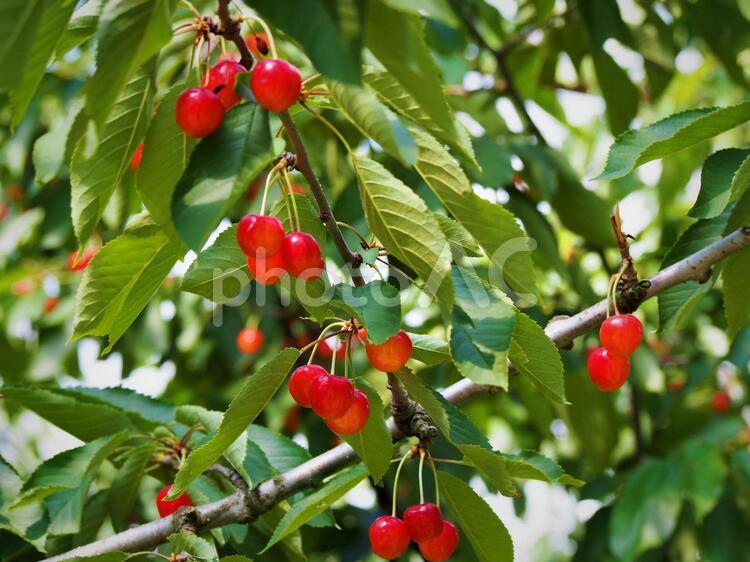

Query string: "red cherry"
[[289, 364, 328, 408], [237, 214, 285, 257], [204, 60, 246, 109], [247, 253, 286, 285], [250, 59, 302, 113], [244, 33, 269, 57], [237, 327, 264, 354], [130, 142, 144, 170], [418, 521, 459, 562], [587, 347, 630, 392], [281, 232, 324, 280], [365, 330, 412, 373], [712, 390, 731, 413], [155, 485, 194, 517], [67, 247, 98, 272], [317, 337, 345, 362], [176, 87, 225, 138], [310, 373, 355, 420], [369, 516, 411, 560], [43, 296, 60, 313], [599, 314, 643, 356], [325, 389, 370, 435], [0, 203, 7, 220], [404, 503, 443, 542]]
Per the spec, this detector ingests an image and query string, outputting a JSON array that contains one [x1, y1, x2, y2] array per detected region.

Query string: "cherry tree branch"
[[44, 226, 750, 562], [215, 0, 254, 69]]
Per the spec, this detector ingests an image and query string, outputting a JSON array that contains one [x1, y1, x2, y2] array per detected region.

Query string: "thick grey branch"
[[43, 228, 750, 561]]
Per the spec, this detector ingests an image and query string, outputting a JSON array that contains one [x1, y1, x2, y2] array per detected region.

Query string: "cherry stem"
[[391, 449, 411, 517], [329, 336, 337, 374], [236, 13, 278, 58], [301, 73, 322, 86], [336, 221, 369, 246], [180, 0, 202, 18], [418, 448, 426, 504], [611, 261, 628, 316], [303, 323, 347, 365], [428, 453, 440, 507], [260, 164, 282, 216], [281, 168, 301, 232], [343, 332, 351, 378]]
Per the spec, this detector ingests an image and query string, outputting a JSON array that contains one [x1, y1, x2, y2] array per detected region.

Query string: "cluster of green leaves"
[[2, 0, 750, 561]]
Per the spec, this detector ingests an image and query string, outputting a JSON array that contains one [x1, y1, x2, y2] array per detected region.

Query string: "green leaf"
[[676, 441, 727, 522], [13, 432, 129, 508], [168, 532, 217, 560], [609, 459, 683, 562], [171, 349, 299, 498], [85, 0, 176, 125], [352, 154, 453, 309], [251, 0, 363, 83], [181, 225, 249, 304], [10, 0, 78, 126], [437, 472, 514, 562], [509, 312, 566, 404], [364, 1, 456, 143], [502, 451, 584, 487], [435, 214, 481, 257], [592, 49, 639, 135], [137, 84, 198, 245], [341, 380, 393, 484], [71, 67, 155, 246], [450, 267, 516, 388], [722, 248, 750, 337], [329, 281, 401, 344], [596, 102, 750, 180], [729, 152, 750, 200], [70, 387, 175, 426], [33, 100, 84, 184], [689, 149, 750, 219], [173, 104, 275, 250], [362, 66, 475, 164], [109, 442, 157, 532], [55, 0, 104, 58], [246, 425, 311, 474], [73, 215, 179, 352], [408, 332, 450, 366], [0, 0, 44, 92], [327, 80, 416, 165], [413, 129, 538, 302], [460, 445, 517, 497], [263, 465, 369, 552], [176, 405, 251, 486]]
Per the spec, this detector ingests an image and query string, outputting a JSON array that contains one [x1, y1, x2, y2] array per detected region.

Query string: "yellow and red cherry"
[[418, 520, 459, 562], [404, 503, 443, 542], [176, 87, 225, 138], [289, 364, 328, 408], [325, 389, 370, 435], [204, 60, 246, 109], [156, 485, 194, 517], [369, 516, 411, 560], [281, 232, 324, 280], [237, 214, 285, 257], [310, 373, 354, 420], [587, 346, 630, 392], [130, 141, 144, 170], [237, 327, 264, 355], [600, 314, 643, 356], [365, 330, 412, 372], [250, 59, 302, 113]]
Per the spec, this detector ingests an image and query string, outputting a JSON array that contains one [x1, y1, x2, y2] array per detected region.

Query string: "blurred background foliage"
[[1, 0, 750, 561]]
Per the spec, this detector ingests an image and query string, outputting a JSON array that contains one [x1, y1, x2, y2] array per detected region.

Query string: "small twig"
[[215, 0, 253, 69]]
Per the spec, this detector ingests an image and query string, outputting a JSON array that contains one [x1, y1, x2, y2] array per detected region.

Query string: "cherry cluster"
[[236, 213, 323, 285], [588, 313, 643, 391], [370, 503, 459, 560], [289, 364, 370, 434]]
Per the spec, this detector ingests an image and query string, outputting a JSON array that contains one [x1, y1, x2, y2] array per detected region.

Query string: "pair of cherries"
[[370, 503, 459, 561], [587, 313, 643, 391], [237, 214, 324, 285], [288, 364, 370, 435]]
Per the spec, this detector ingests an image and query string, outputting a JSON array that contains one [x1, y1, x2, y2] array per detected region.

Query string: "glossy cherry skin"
[[244, 33, 269, 57], [310, 373, 355, 420], [250, 59, 302, 113], [712, 390, 730, 413], [247, 253, 286, 285], [130, 141, 144, 170], [599, 314, 643, 356], [67, 247, 98, 272], [403, 503, 443, 542], [289, 364, 328, 408], [418, 521, 459, 562], [204, 60, 246, 109], [156, 485, 194, 517], [587, 347, 630, 392], [365, 330, 412, 373], [325, 390, 370, 434], [369, 516, 411, 560], [237, 327, 264, 355], [281, 232, 324, 280], [176, 87, 225, 138], [237, 214, 285, 257]]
